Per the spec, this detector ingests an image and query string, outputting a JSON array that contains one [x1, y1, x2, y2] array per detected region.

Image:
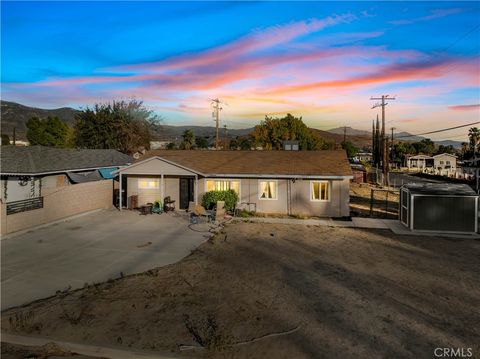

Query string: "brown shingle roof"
[[137, 150, 352, 177]]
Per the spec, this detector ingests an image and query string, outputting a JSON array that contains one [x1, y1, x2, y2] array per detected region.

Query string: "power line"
[[395, 121, 480, 139]]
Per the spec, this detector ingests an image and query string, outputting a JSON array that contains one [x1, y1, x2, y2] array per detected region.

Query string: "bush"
[[202, 190, 239, 211]]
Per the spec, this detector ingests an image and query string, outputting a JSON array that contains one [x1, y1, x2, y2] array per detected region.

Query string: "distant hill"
[[327, 126, 371, 136], [1, 101, 465, 148], [157, 125, 253, 140], [325, 128, 464, 149], [1, 101, 78, 140]]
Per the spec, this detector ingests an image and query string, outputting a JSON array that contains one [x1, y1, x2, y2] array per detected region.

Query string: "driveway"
[[1, 209, 209, 310]]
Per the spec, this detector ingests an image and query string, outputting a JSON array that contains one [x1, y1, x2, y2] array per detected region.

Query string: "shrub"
[[202, 190, 239, 211]]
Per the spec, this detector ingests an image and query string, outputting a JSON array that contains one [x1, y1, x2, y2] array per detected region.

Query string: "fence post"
[[370, 189, 374, 217]]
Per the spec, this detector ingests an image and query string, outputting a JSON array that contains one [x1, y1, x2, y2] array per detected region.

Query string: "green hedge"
[[202, 190, 239, 211]]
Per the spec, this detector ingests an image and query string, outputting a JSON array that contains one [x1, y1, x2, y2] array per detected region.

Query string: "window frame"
[[204, 179, 241, 199], [138, 178, 160, 190], [258, 179, 278, 201], [310, 180, 331, 202]]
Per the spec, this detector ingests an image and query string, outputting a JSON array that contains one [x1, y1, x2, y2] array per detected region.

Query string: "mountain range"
[[0, 101, 464, 148]]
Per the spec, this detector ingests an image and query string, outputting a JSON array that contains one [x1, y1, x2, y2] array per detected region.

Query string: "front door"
[[179, 178, 194, 209]]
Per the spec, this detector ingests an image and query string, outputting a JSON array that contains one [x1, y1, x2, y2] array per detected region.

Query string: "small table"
[[139, 204, 153, 215]]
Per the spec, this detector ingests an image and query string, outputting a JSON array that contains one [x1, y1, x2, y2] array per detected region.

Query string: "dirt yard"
[[350, 182, 399, 218], [2, 222, 479, 358]]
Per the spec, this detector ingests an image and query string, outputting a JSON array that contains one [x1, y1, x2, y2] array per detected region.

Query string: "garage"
[[400, 183, 478, 234]]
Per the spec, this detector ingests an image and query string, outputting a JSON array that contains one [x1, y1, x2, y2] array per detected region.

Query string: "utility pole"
[[211, 98, 223, 150], [390, 127, 396, 169], [343, 126, 347, 143], [13, 127, 16, 146], [223, 124, 228, 150], [371, 95, 396, 184]]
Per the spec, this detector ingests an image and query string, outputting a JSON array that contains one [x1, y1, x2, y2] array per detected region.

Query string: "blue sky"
[[1, 1, 479, 140]]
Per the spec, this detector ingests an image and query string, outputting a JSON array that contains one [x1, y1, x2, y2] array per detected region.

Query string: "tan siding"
[[3, 180, 113, 235], [122, 157, 196, 176]]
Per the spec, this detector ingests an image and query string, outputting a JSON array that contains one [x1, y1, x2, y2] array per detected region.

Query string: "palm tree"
[[182, 129, 195, 150], [468, 127, 480, 157]]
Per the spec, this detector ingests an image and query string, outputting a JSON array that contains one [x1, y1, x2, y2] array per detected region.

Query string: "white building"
[[433, 153, 457, 171]]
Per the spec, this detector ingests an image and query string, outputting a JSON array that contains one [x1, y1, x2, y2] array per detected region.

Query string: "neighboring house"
[[116, 150, 353, 217], [0, 146, 133, 235], [0, 146, 132, 203], [433, 153, 457, 170], [355, 152, 372, 163], [406, 155, 433, 170]]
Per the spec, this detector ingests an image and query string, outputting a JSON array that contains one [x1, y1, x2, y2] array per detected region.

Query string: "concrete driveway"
[[1, 209, 209, 310]]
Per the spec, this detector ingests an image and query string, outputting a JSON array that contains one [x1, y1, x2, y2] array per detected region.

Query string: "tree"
[[26, 116, 73, 147], [251, 113, 324, 150], [166, 142, 177, 150], [412, 138, 435, 155], [74, 99, 160, 154], [435, 144, 456, 155], [341, 141, 359, 159], [180, 129, 195, 150], [468, 127, 480, 157], [1, 134, 10, 145], [195, 136, 209, 149], [391, 141, 415, 167], [238, 137, 253, 150]]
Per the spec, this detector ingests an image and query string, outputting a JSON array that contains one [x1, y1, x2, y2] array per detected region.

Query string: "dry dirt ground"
[[2, 222, 479, 359], [350, 182, 399, 219], [1, 342, 99, 359]]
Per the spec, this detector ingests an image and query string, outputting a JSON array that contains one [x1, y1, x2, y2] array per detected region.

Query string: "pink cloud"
[[448, 104, 480, 111]]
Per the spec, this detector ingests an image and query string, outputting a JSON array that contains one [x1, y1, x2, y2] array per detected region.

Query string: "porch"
[[116, 156, 202, 211]]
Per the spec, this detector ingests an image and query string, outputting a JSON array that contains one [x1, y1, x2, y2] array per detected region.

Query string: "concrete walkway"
[[1, 209, 209, 310], [1, 333, 179, 359]]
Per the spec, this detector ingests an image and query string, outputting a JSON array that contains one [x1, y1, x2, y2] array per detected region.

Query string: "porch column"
[[195, 175, 198, 205], [161, 174, 164, 204], [119, 173, 122, 211]]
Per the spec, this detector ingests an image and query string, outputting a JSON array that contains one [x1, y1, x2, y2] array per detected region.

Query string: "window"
[[311, 181, 330, 201], [206, 180, 240, 195], [446, 160, 450, 165], [138, 179, 160, 189], [259, 180, 277, 200], [440, 160, 444, 165]]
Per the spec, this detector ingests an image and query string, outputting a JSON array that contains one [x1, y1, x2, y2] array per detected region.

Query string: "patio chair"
[[164, 196, 175, 212], [193, 204, 215, 223]]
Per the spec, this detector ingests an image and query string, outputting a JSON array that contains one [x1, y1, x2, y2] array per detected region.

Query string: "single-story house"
[[406, 155, 434, 170], [0, 146, 132, 203], [116, 150, 353, 217], [0, 146, 133, 235], [433, 153, 457, 170]]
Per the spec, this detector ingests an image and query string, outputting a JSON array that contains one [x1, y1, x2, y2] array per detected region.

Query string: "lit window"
[[259, 180, 277, 200], [311, 181, 330, 201], [138, 179, 159, 189], [206, 180, 240, 194]]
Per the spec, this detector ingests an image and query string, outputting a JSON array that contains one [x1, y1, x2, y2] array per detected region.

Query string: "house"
[[354, 152, 372, 163], [116, 150, 353, 217], [0, 146, 132, 203], [406, 154, 433, 170], [433, 153, 457, 171], [0, 146, 132, 235]]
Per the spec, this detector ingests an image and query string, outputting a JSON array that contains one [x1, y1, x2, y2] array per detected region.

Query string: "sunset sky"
[[1, 1, 479, 141]]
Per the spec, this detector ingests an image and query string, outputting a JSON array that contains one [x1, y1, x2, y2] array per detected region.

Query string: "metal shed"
[[399, 183, 478, 234]]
